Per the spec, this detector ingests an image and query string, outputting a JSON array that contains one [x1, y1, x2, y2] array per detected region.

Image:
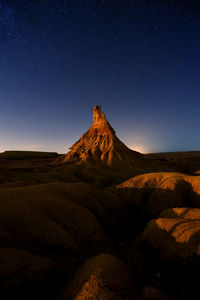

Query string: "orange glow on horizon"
[[129, 145, 148, 154]]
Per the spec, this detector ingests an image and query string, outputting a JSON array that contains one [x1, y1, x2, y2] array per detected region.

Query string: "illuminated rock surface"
[[57, 105, 144, 170], [139, 207, 200, 260]]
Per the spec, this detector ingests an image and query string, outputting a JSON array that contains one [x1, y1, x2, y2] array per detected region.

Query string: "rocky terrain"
[[1, 107, 200, 299]]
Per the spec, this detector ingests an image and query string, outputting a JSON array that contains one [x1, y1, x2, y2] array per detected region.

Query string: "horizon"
[[1, 1, 200, 154]]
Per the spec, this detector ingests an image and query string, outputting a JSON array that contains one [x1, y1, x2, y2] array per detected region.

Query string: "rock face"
[[117, 172, 200, 217], [58, 105, 144, 170], [138, 207, 200, 261], [117, 172, 200, 194]]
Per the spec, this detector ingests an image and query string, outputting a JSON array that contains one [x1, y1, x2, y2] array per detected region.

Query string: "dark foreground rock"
[[136, 207, 200, 299], [58, 253, 135, 300]]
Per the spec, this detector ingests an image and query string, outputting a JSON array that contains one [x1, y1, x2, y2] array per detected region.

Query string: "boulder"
[[138, 207, 200, 261], [59, 253, 135, 299]]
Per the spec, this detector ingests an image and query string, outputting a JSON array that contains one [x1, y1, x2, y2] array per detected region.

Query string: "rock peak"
[[93, 105, 107, 126], [56, 105, 144, 170]]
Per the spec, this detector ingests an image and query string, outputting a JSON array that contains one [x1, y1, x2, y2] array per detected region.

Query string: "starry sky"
[[1, 0, 200, 154]]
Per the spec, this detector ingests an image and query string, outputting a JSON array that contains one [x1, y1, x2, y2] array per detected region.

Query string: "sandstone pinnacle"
[[57, 105, 145, 170]]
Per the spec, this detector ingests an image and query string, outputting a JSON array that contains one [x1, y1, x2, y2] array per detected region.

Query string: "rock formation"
[[117, 172, 200, 193], [58, 253, 135, 300], [138, 207, 200, 261], [116, 172, 200, 218], [57, 105, 144, 170]]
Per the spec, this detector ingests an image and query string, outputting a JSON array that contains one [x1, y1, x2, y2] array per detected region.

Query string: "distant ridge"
[[56, 105, 145, 170], [0, 151, 59, 160]]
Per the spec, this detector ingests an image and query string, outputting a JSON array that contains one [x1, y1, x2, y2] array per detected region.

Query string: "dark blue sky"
[[1, 0, 200, 153]]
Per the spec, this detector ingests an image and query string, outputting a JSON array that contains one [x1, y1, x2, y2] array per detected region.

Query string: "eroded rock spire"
[[57, 105, 144, 170], [93, 105, 107, 126]]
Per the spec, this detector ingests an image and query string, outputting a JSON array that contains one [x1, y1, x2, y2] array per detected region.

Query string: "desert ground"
[[1, 108, 200, 299]]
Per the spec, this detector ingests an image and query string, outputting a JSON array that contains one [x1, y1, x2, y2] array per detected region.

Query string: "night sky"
[[1, 0, 200, 154]]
